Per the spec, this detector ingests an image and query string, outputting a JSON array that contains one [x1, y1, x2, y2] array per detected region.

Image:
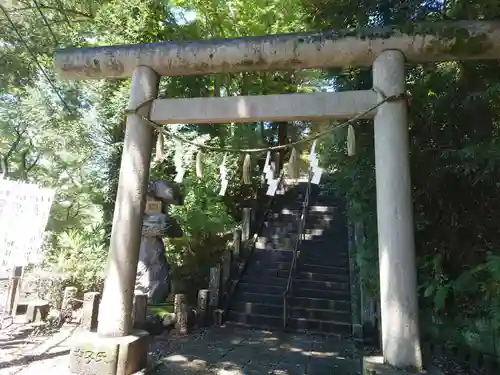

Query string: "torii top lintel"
[[54, 21, 500, 80]]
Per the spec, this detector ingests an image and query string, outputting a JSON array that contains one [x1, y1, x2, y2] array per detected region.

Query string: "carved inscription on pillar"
[[72, 348, 112, 364], [69, 344, 118, 375]]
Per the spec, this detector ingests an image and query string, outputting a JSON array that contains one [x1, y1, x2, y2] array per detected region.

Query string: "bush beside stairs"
[[226, 182, 352, 336]]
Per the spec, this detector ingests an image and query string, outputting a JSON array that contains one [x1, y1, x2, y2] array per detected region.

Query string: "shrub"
[[28, 226, 107, 307]]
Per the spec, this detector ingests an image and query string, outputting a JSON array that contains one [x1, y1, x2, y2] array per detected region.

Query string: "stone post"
[[373, 50, 422, 370], [209, 266, 222, 309], [273, 151, 281, 178], [197, 289, 210, 327], [222, 249, 233, 287], [242, 207, 251, 242], [6, 266, 22, 315], [347, 223, 362, 340], [233, 229, 242, 258], [241, 207, 252, 258], [97, 66, 159, 337], [132, 294, 148, 330], [82, 292, 100, 331], [174, 294, 188, 334], [62, 286, 78, 311]]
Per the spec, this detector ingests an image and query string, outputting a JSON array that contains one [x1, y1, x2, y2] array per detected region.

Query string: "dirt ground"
[[0, 322, 77, 375], [0, 320, 492, 375], [0, 323, 361, 375]]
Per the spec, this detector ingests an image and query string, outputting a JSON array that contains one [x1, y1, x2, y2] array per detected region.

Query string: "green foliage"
[[419, 254, 500, 355], [29, 227, 107, 307], [160, 160, 237, 267]]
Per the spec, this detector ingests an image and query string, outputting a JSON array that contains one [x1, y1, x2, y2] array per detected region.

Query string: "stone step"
[[250, 250, 294, 262], [249, 248, 349, 262], [296, 270, 349, 283], [255, 238, 296, 251], [263, 224, 341, 238], [255, 239, 347, 252], [300, 246, 349, 257], [245, 260, 291, 272], [281, 206, 339, 215], [291, 307, 351, 323], [230, 301, 282, 317], [235, 281, 350, 304], [298, 263, 348, 275], [258, 231, 343, 244], [294, 286, 350, 301], [240, 274, 349, 294], [232, 291, 282, 306], [245, 268, 290, 279], [288, 317, 351, 336], [237, 282, 285, 296], [228, 187, 351, 335], [260, 225, 335, 237], [301, 236, 349, 246], [240, 275, 288, 287], [291, 296, 351, 311], [266, 212, 338, 225], [229, 302, 351, 325], [300, 249, 349, 259], [299, 255, 349, 268], [294, 278, 349, 292], [227, 311, 283, 330]]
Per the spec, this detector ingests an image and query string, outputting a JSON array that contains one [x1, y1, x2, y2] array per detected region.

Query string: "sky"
[[170, 6, 197, 25]]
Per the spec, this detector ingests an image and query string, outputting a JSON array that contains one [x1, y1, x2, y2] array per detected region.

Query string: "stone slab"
[[69, 330, 149, 375], [363, 356, 442, 375]]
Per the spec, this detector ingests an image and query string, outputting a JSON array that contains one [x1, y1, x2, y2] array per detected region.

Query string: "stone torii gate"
[[54, 21, 500, 375]]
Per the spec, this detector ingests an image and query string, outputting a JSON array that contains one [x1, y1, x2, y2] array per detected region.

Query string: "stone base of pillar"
[[69, 330, 149, 375], [363, 357, 443, 375]]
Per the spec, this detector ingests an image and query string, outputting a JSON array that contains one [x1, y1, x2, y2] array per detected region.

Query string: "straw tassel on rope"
[[196, 150, 204, 179], [288, 147, 299, 180], [347, 124, 356, 156], [155, 131, 165, 161], [242, 153, 252, 185]]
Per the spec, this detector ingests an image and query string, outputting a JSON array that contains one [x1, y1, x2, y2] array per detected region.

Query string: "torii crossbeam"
[[54, 21, 500, 375]]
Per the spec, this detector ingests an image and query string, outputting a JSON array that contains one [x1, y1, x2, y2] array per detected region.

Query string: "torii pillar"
[[54, 21, 500, 374], [373, 50, 422, 370]]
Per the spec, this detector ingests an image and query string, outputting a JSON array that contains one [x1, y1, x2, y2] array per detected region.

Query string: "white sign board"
[[0, 180, 54, 271]]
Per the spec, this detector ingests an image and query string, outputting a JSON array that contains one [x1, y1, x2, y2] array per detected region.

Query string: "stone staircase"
[[226, 182, 352, 336]]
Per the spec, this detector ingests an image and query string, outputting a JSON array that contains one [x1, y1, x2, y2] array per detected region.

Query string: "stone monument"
[[135, 180, 183, 304]]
